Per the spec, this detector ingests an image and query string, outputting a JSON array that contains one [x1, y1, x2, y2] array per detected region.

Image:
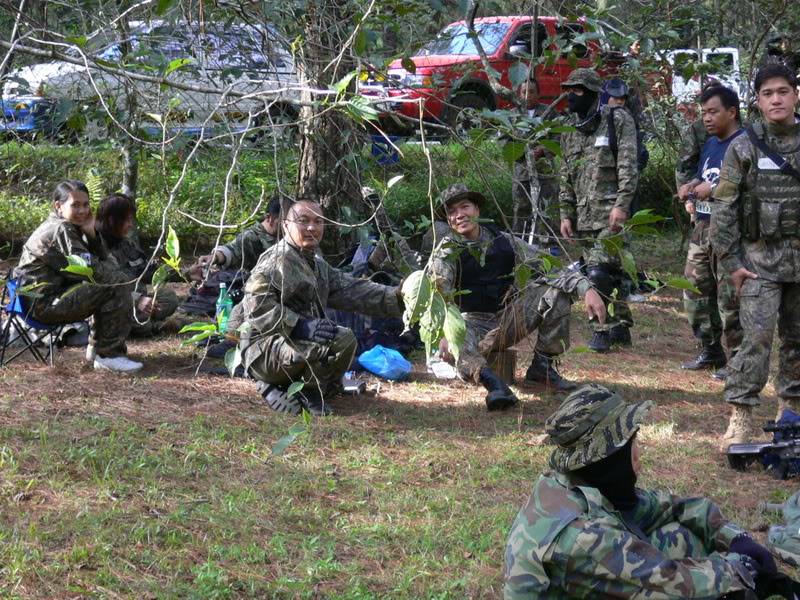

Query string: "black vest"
[[456, 231, 515, 313]]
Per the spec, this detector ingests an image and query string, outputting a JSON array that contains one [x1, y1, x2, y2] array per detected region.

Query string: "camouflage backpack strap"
[[607, 106, 620, 162], [745, 124, 800, 184]]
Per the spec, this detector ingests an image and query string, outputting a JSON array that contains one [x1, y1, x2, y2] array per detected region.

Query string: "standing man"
[[712, 63, 800, 450], [430, 185, 605, 408], [678, 85, 743, 378], [240, 199, 403, 416], [558, 69, 640, 352]]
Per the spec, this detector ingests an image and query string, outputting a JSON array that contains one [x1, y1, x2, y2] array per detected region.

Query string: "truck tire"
[[444, 91, 489, 136]]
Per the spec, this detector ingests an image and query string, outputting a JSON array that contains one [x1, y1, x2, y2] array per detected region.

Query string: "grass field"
[[0, 233, 796, 599]]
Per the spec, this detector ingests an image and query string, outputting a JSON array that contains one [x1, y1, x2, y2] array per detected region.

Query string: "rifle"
[[727, 422, 800, 479]]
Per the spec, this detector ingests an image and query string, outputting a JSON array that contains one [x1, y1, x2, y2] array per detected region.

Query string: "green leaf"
[[164, 58, 193, 77], [515, 263, 532, 289], [166, 226, 180, 262], [345, 95, 379, 121], [179, 322, 217, 334], [401, 270, 432, 327], [151, 264, 170, 288], [419, 291, 446, 358], [287, 381, 305, 398], [442, 303, 466, 361], [333, 71, 357, 95], [401, 56, 416, 74], [620, 249, 638, 284], [387, 174, 404, 190], [62, 255, 94, 282], [502, 141, 526, 165], [666, 277, 700, 295], [67, 35, 88, 48], [353, 28, 368, 55], [508, 61, 529, 89], [271, 422, 307, 457], [156, 0, 178, 15], [538, 139, 562, 156], [626, 209, 665, 227], [224, 346, 242, 377], [181, 331, 214, 346]]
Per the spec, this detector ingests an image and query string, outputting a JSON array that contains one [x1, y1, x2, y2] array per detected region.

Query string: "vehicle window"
[[673, 51, 699, 77], [420, 22, 510, 56], [555, 23, 588, 59], [509, 22, 548, 57], [705, 52, 734, 73]]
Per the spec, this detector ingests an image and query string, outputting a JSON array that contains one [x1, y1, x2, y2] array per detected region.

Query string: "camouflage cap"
[[561, 68, 603, 92], [546, 384, 653, 472], [439, 183, 486, 208]]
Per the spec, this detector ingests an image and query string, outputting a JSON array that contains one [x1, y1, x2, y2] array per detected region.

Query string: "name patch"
[[758, 157, 781, 170], [594, 136, 609, 147]]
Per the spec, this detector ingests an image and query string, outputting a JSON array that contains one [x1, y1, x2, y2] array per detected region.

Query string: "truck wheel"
[[444, 91, 489, 136], [250, 104, 299, 148]]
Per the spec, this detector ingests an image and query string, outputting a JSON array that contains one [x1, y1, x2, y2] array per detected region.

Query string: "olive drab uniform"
[[100, 232, 179, 337], [559, 103, 639, 332], [13, 213, 133, 357], [240, 238, 402, 395], [711, 120, 800, 408], [429, 226, 592, 383]]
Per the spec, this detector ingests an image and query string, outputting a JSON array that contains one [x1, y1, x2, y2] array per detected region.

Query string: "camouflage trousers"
[[512, 165, 559, 244], [245, 327, 357, 396], [683, 220, 742, 352], [456, 283, 571, 383], [579, 227, 634, 332], [30, 281, 132, 357], [725, 278, 800, 407], [130, 286, 179, 337]]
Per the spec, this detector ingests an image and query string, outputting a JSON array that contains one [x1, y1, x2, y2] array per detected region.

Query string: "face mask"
[[567, 90, 597, 117]]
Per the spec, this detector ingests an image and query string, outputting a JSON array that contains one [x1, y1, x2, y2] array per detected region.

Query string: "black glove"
[[730, 534, 778, 576], [292, 318, 338, 344]]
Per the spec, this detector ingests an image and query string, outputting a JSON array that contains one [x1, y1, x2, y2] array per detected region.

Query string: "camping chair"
[[0, 278, 64, 367]]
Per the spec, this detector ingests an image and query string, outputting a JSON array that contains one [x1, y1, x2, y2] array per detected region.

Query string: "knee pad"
[[586, 266, 614, 299]]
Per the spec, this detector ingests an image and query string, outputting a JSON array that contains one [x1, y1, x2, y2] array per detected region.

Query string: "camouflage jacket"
[[504, 472, 753, 599], [559, 105, 639, 231], [14, 212, 125, 296], [240, 239, 402, 365], [711, 119, 800, 282], [675, 118, 708, 188], [218, 222, 277, 272], [429, 226, 592, 301]]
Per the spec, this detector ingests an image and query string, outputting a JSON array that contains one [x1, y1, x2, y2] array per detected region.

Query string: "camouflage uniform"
[[101, 231, 179, 337], [240, 238, 402, 395], [13, 212, 133, 357], [504, 384, 755, 599], [711, 120, 800, 408], [216, 222, 277, 335], [429, 226, 592, 383], [675, 118, 709, 188], [559, 95, 639, 332]]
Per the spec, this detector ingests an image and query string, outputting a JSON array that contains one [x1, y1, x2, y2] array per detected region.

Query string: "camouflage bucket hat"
[[546, 384, 653, 472], [561, 68, 603, 92], [436, 184, 486, 218]]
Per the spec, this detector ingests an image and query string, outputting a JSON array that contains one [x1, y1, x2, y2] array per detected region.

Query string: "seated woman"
[[13, 180, 142, 373], [96, 193, 179, 337]]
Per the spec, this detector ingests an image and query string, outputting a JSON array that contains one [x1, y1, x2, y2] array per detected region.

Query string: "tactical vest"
[[742, 122, 800, 242], [456, 231, 515, 313]]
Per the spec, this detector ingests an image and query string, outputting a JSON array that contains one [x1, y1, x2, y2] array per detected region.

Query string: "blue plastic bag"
[[357, 344, 412, 381]]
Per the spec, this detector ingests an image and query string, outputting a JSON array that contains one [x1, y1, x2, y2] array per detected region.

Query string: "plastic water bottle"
[[215, 282, 233, 333]]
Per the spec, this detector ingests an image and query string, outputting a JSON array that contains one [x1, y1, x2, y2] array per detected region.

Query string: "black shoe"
[[588, 331, 610, 353], [297, 387, 333, 416], [524, 353, 578, 392], [479, 367, 519, 411], [712, 366, 729, 381], [682, 344, 727, 370], [205, 339, 237, 359], [258, 382, 303, 414], [609, 325, 632, 347]]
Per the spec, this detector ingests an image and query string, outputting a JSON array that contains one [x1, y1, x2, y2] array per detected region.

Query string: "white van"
[[667, 47, 745, 103], [0, 21, 298, 141]]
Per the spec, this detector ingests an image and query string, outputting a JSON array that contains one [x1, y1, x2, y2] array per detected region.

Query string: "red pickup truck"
[[362, 16, 625, 133]]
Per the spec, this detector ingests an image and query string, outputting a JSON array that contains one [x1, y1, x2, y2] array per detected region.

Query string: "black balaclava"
[[567, 88, 598, 118], [572, 435, 638, 511]]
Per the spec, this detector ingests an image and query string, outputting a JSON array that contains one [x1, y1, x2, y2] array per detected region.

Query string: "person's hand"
[[730, 534, 778, 576], [186, 263, 205, 283], [292, 318, 338, 344], [197, 253, 220, 268], [81, 213, 97, 238], [560, 218, 574, 239], [136, 295, 157, 315], [583, 288, 606, 325], [677, 181, 696, 202], [439, 337, 453, 364], [731, 267, 758, 295], [609, 207, 628, 232], [693, 181, 713, 200]]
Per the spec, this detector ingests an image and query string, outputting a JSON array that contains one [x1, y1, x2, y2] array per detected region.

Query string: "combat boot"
[[297, 387, 333, 417], [588, 330, 610, 353], [258, 382, 302, 415], [682, 343, 727, 370], [479, 367, 518, 411], [719, 404, 755, 452], [525, 352, 578, 392], [609, 324, 632, 347]]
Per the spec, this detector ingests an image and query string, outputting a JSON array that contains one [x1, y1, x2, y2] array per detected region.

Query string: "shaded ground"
[[0, 234, 796, 598]]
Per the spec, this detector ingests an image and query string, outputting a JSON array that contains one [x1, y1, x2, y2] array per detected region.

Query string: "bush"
[[637, 140, 678, 215]]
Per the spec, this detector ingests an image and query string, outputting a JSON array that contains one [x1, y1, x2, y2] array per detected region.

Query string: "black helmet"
[[603, 77, 629, 98]]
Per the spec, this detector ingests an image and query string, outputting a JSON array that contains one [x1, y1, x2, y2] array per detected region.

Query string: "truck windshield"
[[419, 22, 510, 56]]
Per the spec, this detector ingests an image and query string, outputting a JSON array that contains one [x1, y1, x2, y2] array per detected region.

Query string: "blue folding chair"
[[1, 278, 64, 367]]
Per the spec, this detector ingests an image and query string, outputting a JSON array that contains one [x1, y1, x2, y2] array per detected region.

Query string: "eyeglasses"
[[287, 218, 325, 228]]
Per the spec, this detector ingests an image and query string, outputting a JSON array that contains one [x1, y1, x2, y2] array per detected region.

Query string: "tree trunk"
[[296, 0, 362, 259], [115, 4, 139, 200]]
